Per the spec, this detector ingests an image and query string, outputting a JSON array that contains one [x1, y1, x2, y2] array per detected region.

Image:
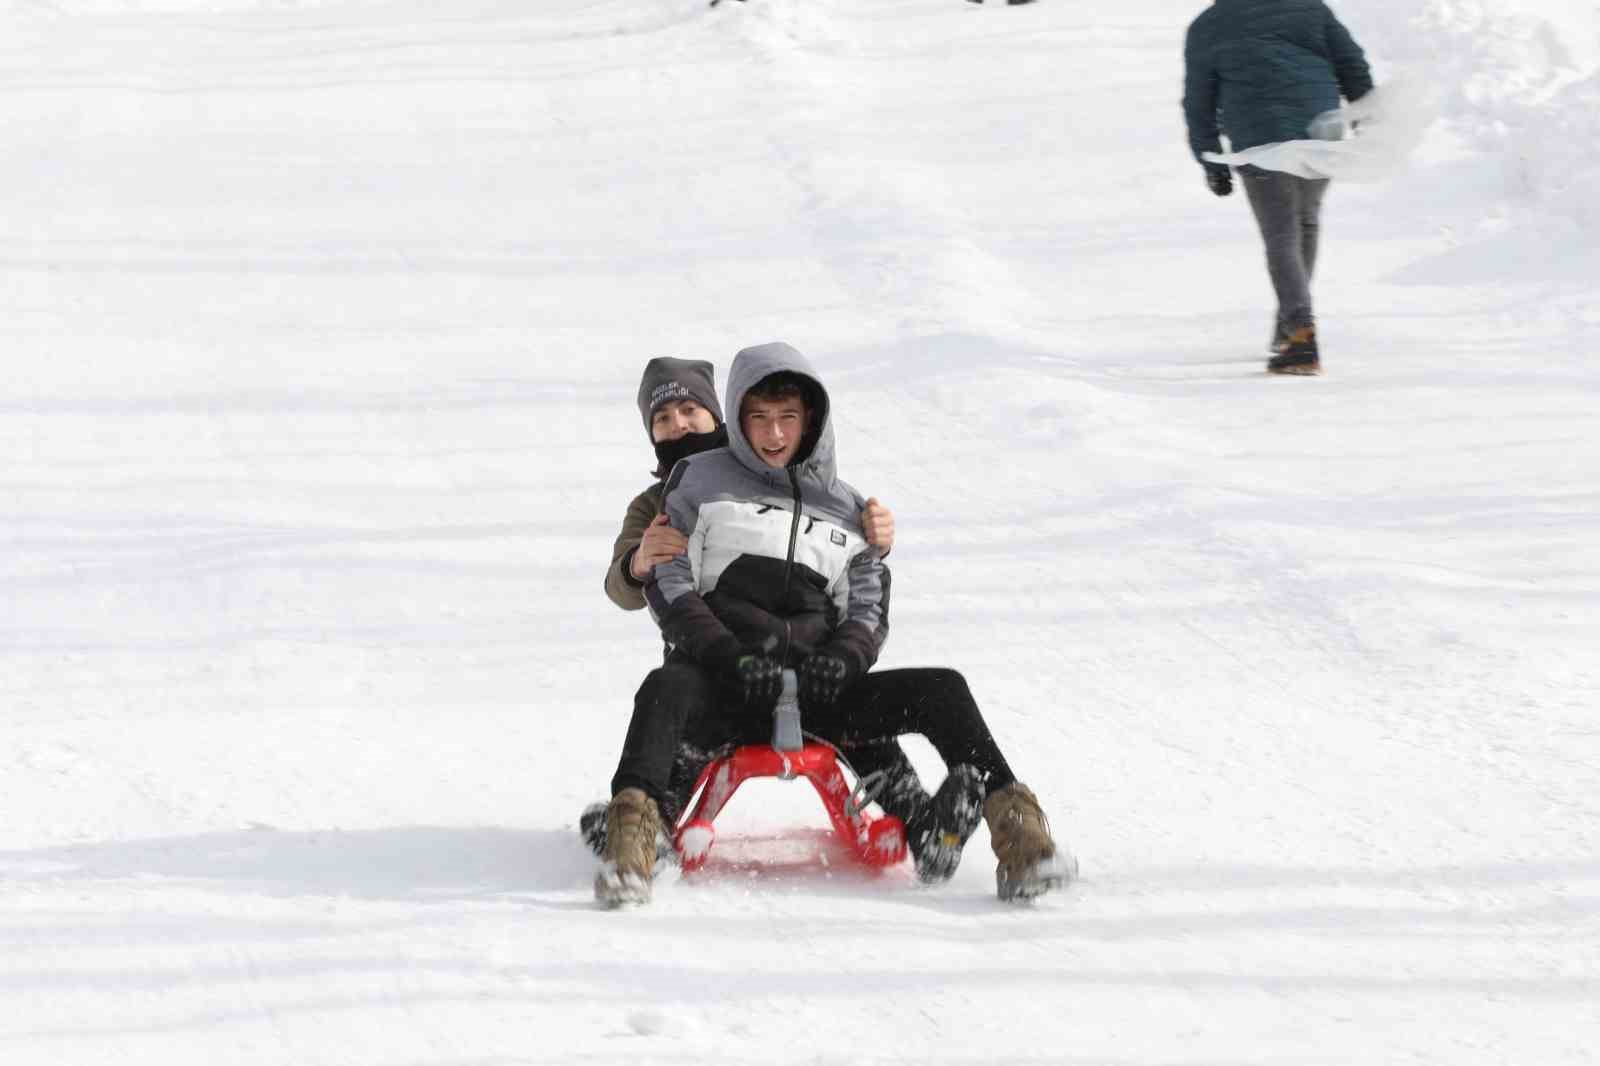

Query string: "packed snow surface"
[[2, 0, 1597, 1063]]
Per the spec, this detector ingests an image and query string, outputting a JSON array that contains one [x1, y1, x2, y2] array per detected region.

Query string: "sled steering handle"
[[772, 669, 802, 753]]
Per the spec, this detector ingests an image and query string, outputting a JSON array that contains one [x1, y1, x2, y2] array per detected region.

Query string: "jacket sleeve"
[[643, 462, 744, 667], [1181, 24, 1224, 163], [822, 547, 889, 676], [603, 487, 661, 612], [1324, 7, 1373, 103]]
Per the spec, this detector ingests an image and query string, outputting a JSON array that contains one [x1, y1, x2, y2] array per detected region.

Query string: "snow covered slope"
[[2, 1, 1596, 1063]]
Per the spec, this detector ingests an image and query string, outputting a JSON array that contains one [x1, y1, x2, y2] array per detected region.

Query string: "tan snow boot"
[[982, 782, 1077, 901], [594, 787, 662, 908]]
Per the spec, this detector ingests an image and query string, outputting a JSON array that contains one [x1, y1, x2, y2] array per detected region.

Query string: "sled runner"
[[673, 671, 907, 872]]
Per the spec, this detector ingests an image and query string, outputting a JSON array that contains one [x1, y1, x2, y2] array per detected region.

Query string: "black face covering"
[[653, 424, 728, 477]]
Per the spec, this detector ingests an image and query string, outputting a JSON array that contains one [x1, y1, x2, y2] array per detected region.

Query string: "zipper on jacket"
[[780, 467, 804, 663]]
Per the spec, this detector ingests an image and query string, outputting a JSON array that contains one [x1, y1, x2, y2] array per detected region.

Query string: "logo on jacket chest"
[[710, 500, 857, 572]]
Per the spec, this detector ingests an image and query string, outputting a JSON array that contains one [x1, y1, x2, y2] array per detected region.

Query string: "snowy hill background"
[[2, 0, 1597, 1063]]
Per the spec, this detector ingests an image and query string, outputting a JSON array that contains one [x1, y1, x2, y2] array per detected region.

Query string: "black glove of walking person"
[[1204, 164, 1232, 197]]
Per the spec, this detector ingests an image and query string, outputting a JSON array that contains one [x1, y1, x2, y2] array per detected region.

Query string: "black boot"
[[1269, 319, 1291, 355], [904, 765, 986, 884], [1268, 325, 1321, 375], [579, 801, 608, 857], [852, 751, 978, 881]]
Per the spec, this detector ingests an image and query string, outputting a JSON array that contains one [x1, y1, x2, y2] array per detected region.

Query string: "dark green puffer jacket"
[[1183, 0, 1373, 163]]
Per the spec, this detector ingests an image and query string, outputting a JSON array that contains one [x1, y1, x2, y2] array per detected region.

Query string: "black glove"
[[1204, 164, 1232, 197], [704, 639, 783, 712], [797, 652, 853, 709], [731, 652, 783, 710]]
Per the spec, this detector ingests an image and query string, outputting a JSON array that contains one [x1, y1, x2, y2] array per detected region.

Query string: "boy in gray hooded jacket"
[[582, 356, 933, 861], [596, 342, 1075, 906]]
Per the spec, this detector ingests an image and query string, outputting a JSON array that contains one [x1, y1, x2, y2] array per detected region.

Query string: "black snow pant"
[[1241, 165, 1330, 335], [610, 658, 1016, 822]]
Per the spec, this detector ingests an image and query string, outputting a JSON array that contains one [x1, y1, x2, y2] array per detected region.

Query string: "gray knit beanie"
[[635, 357, 723, 439]]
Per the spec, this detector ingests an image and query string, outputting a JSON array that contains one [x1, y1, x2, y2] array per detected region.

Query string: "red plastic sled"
[[674, 743, 907, 872]]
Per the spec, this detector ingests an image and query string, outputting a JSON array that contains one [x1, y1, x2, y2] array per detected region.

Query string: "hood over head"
[[725, 341, 835, 484]]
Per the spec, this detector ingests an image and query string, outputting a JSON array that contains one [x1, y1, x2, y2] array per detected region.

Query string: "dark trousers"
[[611, 660, 1016, 818], [1241, 166, 1330, 333]]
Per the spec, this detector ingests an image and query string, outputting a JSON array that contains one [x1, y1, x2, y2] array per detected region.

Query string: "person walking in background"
[[1183, 0, 1373, 375]]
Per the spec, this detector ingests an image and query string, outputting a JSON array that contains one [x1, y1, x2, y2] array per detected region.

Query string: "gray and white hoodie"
[[644, 342, 888, 673]]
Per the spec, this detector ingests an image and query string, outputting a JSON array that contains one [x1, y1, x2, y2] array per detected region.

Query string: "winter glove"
[[797, 652, 855, 709], [730, 652, 783, 711], [1204, 164, 1232, 197], [704, 638, 783, 712]]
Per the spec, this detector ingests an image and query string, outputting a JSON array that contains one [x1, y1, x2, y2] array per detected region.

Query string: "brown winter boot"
[[594, 787, 662, 908], [982, 782, 1077, 901]]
